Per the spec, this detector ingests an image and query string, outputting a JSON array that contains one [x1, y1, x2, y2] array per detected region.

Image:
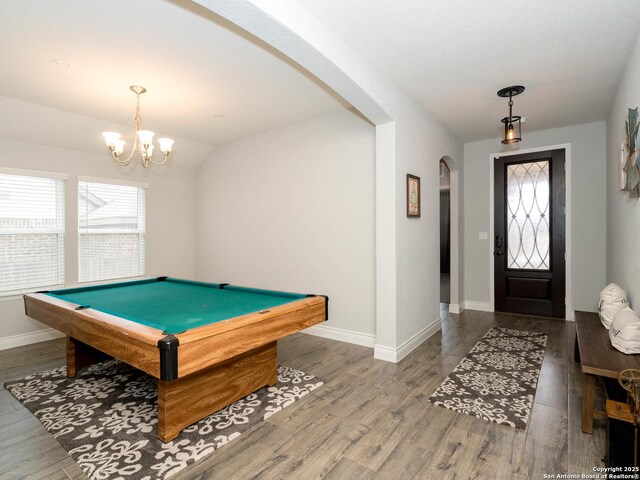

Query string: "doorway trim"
[[440, 156, 461, 313], [489, 143, 573, 319]]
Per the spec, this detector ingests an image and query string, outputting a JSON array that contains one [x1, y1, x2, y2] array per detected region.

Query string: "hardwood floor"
[[0, 309, 605, 479]]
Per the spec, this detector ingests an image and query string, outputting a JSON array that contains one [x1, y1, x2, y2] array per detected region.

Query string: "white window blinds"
[[0, 172, 65, 294], [78, 180, 145, 283]]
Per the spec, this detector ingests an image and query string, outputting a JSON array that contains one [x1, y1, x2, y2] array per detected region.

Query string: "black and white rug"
[[429, 327, 547, 429], [4, 360, 323, 480]]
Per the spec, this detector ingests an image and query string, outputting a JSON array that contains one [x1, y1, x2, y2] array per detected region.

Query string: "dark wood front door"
[[494, 149, 566, 318]]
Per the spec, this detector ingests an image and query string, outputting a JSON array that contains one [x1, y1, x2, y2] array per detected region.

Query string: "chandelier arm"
[[121, 135, 142, 164], [147, 154, 169, 166], [112, 151, 134, 166]]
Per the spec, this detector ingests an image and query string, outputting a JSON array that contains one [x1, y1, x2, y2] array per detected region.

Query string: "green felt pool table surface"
[[47, 278, 307, 334]]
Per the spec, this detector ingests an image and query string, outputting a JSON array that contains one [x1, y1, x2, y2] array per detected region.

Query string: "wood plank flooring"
[[0, 308, 606, 479]]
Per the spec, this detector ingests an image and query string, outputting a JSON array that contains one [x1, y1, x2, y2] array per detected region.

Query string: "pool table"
[[23, 277, 327, 442]]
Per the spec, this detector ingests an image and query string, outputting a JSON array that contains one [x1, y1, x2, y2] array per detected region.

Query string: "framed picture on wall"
[[406, 174, 421, 217]]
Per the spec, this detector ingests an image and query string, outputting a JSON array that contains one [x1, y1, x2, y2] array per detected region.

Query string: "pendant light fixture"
[[497, 85, 525, 145]]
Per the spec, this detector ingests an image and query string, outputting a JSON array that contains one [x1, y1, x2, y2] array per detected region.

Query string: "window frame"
[[0, 167, 67, 298], [76, 176, 147, 285]]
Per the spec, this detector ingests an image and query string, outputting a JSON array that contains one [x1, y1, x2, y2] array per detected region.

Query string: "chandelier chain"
[[134, 93, 143, 132]]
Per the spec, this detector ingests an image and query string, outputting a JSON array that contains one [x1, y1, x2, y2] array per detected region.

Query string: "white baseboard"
[[0, 328, 65, 351], [449, 303, 462, 314], [372, 344, 396, 362], [302, 324, 375, 348], [462, 301, 493, 312], [374, 317, 441, 363]]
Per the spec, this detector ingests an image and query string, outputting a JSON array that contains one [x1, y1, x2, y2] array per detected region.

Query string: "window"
[[0, 170, 65, 295], [78, 178, 146, 283]]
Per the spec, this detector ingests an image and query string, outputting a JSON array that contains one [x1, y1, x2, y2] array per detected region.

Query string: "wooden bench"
[[574, 310, 640, 433]]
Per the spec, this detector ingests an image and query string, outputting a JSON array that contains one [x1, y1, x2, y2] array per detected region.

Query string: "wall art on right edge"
[[623, 107, 640, 197], [621, 143, 628, 191]]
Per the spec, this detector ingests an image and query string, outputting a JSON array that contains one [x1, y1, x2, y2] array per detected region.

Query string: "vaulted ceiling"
[[2, 0, 640, 167], [0, 0, 346, 167]]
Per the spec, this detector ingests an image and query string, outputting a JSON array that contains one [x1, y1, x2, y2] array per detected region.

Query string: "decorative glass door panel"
[[506, 161, 550, 270], [494, 149, 565, 318]]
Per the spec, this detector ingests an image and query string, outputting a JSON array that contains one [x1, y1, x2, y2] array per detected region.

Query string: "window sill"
[[0, 285, 65, 302], [1, 276, 147, 302], [76, 275, 147, 287]]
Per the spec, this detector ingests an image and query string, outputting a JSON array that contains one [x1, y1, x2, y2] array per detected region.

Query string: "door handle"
[[494, 235, 503, 256]]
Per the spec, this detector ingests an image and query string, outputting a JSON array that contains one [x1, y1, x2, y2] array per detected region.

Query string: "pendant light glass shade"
[[501, 115, 522, 145]]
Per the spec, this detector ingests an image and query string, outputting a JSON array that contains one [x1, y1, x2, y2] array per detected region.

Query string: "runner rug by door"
[[4, 360, 323, 480], [429, 327, 547, 429]]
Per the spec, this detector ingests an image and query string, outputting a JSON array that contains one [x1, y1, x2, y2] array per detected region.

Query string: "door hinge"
[[564, 252, 567, 261]]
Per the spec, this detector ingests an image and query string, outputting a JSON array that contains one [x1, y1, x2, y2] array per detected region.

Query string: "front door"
[[494, 149, 566, 318]]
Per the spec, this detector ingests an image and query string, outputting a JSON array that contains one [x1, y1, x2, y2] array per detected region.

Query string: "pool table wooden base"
[[158, 341, 277, 442], [66, 337, 114, 377], [66, 337, 278, 443]]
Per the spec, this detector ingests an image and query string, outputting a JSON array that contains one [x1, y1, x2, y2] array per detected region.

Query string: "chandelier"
[[102, 86, 174, 168], [497, 85, 525, 145]]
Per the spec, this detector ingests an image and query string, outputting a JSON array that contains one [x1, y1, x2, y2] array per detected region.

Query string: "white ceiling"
[[2, 1, 640, 163], [0, 0, 347, 166], [296, 0, 640, 142]]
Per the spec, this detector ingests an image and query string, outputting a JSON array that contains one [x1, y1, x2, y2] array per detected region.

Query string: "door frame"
[[489, 143, 572, 319]]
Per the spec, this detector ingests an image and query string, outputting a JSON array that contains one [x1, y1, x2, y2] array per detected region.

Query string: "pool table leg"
[[66, 336, 110, 378], [157, 341, 278, 443]]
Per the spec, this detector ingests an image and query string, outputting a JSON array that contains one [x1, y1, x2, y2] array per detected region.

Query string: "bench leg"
[[582, 373, 595, 434]]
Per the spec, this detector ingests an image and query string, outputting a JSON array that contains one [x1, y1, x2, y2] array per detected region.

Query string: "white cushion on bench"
[[599, 283, 629, 329], [610, 306, 640, 354]]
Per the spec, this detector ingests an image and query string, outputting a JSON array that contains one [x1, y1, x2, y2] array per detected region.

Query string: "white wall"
[[194, 110, 376, 342], [393, 109, 463, 347], [0, 138, 196, 348], [194, 0, 464, 362], [607, 33, 640, 306], [463, 122, 607, 313]]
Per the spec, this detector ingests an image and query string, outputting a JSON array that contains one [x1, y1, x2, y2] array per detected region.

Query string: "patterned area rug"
[[429, 327, 547, 429], [4, 360, 323, 479]]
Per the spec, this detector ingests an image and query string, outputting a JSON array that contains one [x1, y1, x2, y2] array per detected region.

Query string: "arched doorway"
[[439, 156, 460, 313], [439, 159, 451, 306]]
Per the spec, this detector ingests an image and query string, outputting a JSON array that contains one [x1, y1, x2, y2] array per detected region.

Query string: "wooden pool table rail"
[[24, 293, 163, 377], [176, 296, 325, 377], [24, 293, 326, 379]]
